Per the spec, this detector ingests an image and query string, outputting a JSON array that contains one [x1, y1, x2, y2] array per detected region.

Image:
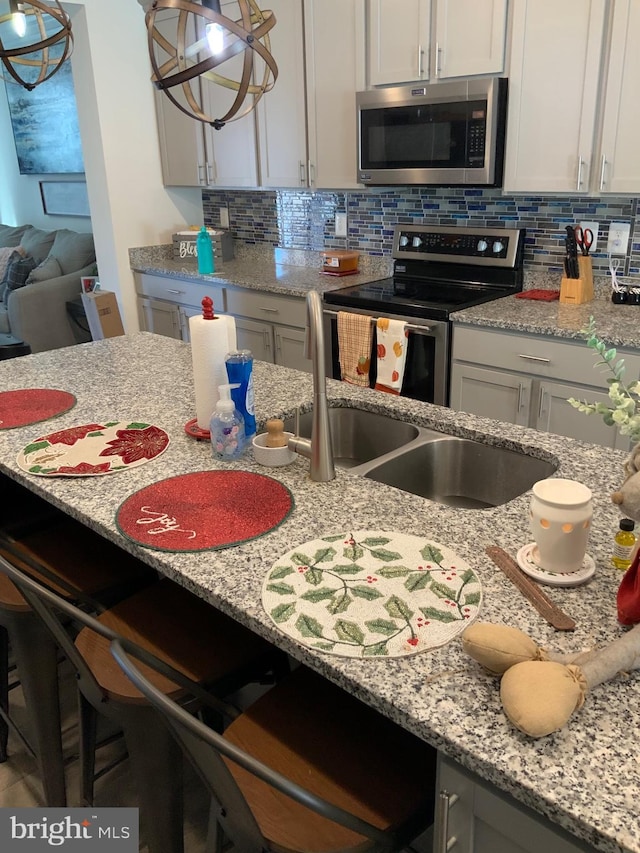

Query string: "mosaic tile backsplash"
[[202, 187, 640, 281]]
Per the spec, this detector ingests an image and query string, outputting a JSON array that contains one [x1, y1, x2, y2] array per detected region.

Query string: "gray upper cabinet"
[[504, 0, 640, 194], [367, 0, 507, 86], [155, 0, 365, 190]]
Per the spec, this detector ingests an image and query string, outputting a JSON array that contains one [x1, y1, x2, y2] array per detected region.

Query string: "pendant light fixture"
[[144, 0, 278, 129], [0, 0, 72, 91]]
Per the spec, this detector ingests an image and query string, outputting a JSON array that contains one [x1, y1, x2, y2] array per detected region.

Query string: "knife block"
[[560, 256, 594, 304]]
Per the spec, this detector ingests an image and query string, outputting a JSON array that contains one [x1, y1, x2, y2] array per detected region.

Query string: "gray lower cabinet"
[[135, 273, 311, 373], [435, 755, 593, 853], [450, 326, 638, 451]]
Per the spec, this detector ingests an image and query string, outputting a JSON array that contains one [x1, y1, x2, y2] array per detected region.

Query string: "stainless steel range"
[[323, 224, 525, 406]]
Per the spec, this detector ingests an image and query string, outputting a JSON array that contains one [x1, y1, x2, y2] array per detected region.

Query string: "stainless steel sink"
[[283, 407, 419, 468], [363, 437, 557, 509], [281, 405, 557, 508]]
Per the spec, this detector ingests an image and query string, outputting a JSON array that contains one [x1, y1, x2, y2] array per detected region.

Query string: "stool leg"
[[9, 614, 66, 806], [79, 691, 98, 806], [0, 626, 9, 762], [120, 706, 184, 853]]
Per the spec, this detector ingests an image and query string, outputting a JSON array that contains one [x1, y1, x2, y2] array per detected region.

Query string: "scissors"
[[574, 226, 593, 256]]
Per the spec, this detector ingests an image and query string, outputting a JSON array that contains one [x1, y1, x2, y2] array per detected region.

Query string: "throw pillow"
[[0, 246, 15, 304], [48, 229, 95, 276], [27, 255, 63, 284], [19, 226, 56, 264], [2, 251, 37, 306]]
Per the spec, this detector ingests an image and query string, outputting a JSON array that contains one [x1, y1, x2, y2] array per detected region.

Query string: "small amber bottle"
[[611, 518, 637, 570]]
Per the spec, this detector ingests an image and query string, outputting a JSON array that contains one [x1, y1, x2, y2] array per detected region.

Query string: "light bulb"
[[205, 21, 225, 54], [12, 6, 27, 37]]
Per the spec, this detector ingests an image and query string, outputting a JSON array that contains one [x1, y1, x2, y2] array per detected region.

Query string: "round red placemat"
[[0, 389, 76, 430], [116, 470, 294, 552]]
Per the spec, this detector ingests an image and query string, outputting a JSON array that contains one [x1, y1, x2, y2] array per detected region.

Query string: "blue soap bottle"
[[196, 226, 214, 275], [210, 384, 245, 461], [225, 349, 256, 439]]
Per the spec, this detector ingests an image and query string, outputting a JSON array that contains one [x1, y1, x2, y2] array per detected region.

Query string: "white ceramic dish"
[[516, 542, 595, 587], [252, 432, 296, 467]]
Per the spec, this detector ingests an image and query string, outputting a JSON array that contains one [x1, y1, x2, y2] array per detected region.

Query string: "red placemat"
[[116, 470, 294, 552], [515, 289, 560, 301], [0, 389, 76, 430]]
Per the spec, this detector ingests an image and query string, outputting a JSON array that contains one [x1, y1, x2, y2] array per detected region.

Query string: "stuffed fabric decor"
[[18, 227, 56, 264], [617, 552, 640, 625], [0, 247, 15, 302], [462, 622, 640, 738], [611, 443, 640, 623]]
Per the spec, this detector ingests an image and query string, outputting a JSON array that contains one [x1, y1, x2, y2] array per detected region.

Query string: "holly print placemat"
[[0, 389, 76, 430], [263, 530, 482, 658], [116, 470, 294, 552], [17, 422, 170, 477]]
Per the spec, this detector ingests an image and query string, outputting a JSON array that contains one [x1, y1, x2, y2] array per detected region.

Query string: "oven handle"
[[323, 309, 434, 335]]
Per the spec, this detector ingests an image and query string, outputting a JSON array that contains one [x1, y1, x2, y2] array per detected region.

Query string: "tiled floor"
[[0, 663, 433, 853]]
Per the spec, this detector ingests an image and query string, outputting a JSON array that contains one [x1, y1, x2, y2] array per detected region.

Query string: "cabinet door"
[[255, 0, 307, 187], [598, 0, 640, 194], [536, 380, 630, 451], [504, 0, 607, 193], [138, 298, 182, 339], [235, 317, 274, 363], [368, 0, 431, 85], [450, 363, 531, 427], [274, 324, 311, 372], [304, 0, 365, 189], [152, 11, 206, 187], [434, 0, 507, 79], [437, 755, 593, 853], [199, 0, 259, 188]]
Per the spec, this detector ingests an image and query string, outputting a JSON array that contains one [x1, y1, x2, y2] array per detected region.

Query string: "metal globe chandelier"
[[0, 0, 72, 91], [145, 0, 277, 129]]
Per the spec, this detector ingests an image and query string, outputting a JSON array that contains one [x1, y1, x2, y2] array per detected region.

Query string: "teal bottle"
[[196, 227, 214, 275]]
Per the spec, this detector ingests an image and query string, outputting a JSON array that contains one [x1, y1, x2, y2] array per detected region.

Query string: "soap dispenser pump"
[[210, 384, 246, 461]]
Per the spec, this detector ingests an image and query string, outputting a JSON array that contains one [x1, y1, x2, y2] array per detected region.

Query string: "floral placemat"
[[17, 422, 169, 477], [263, 530, 482, 658], [116, 470, 294, 552], [0, 389, 76, 430]]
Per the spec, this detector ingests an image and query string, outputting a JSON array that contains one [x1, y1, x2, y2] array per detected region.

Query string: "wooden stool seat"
[[75, 578, 278, 704], [223, 666, 436, 853]]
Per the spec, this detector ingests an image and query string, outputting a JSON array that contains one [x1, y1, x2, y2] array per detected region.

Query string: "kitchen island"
[[0, 333, 637, 853]]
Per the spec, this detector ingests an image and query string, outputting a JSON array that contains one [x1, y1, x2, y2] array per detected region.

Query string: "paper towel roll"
[[189, 313, 237, 429]]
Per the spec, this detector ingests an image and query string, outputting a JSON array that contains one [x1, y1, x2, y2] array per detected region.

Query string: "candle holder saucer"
[[516, 543, 595, 587]]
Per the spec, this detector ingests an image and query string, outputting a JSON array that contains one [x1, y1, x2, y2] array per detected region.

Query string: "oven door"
[[323, 307, 450, 406]]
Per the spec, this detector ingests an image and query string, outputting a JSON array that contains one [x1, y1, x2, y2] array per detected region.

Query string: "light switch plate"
[[219, 207, 230, 229], [335, 211, 347, 237], [607, 222, 631, 255]]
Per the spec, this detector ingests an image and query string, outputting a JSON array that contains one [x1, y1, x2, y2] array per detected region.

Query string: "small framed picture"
[[81, 276, 99, 293]]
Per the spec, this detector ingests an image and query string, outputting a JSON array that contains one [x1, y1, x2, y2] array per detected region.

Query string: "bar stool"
[[0, 552, 287, 853], [111, 641, 438, 853], [0, 504, 158, 806]]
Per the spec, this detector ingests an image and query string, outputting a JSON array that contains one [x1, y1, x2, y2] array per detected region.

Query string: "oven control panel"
[[393, 224, 523, 268]]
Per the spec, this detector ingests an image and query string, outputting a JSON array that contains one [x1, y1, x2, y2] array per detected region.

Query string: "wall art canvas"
[[5, 59, 84, 175]]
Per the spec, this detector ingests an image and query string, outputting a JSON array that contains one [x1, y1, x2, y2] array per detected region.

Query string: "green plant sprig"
[[567, 317, 640, 441]]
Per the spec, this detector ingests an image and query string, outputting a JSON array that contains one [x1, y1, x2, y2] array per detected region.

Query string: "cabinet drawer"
[[453, 325, 640, 390], [136, 273, 226, 312], [225, 287, 307, 328]]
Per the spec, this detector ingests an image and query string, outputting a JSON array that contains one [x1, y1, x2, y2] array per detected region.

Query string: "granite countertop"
[[129, 243, 392, 298], [452, 289, 640, 349], [0, 333, 637, 853]]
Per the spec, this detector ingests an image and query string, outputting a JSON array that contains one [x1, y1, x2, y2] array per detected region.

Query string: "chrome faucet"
[[287, 290, 335, 481]]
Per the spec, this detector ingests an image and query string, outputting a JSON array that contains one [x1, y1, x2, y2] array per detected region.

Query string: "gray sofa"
[[0, 223, 95, 353]]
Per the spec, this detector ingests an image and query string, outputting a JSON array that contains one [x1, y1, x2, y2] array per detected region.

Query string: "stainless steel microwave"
[[357, 77, 507, 187]]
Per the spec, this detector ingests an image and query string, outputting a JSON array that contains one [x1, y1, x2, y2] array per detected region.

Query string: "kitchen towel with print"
[[375, 317, 408, 395], [337, 311, 373, 387]]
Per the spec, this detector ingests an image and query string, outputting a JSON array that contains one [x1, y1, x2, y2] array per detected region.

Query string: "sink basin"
[[364, 437, 557, 509], [283, 407, 419, 469]]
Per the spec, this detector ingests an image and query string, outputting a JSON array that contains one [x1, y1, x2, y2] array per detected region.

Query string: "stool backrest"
[[110, 639, 394, 853]]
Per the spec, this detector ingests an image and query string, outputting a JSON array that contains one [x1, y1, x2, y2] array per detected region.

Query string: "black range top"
[[324, 224, 526, 321]]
